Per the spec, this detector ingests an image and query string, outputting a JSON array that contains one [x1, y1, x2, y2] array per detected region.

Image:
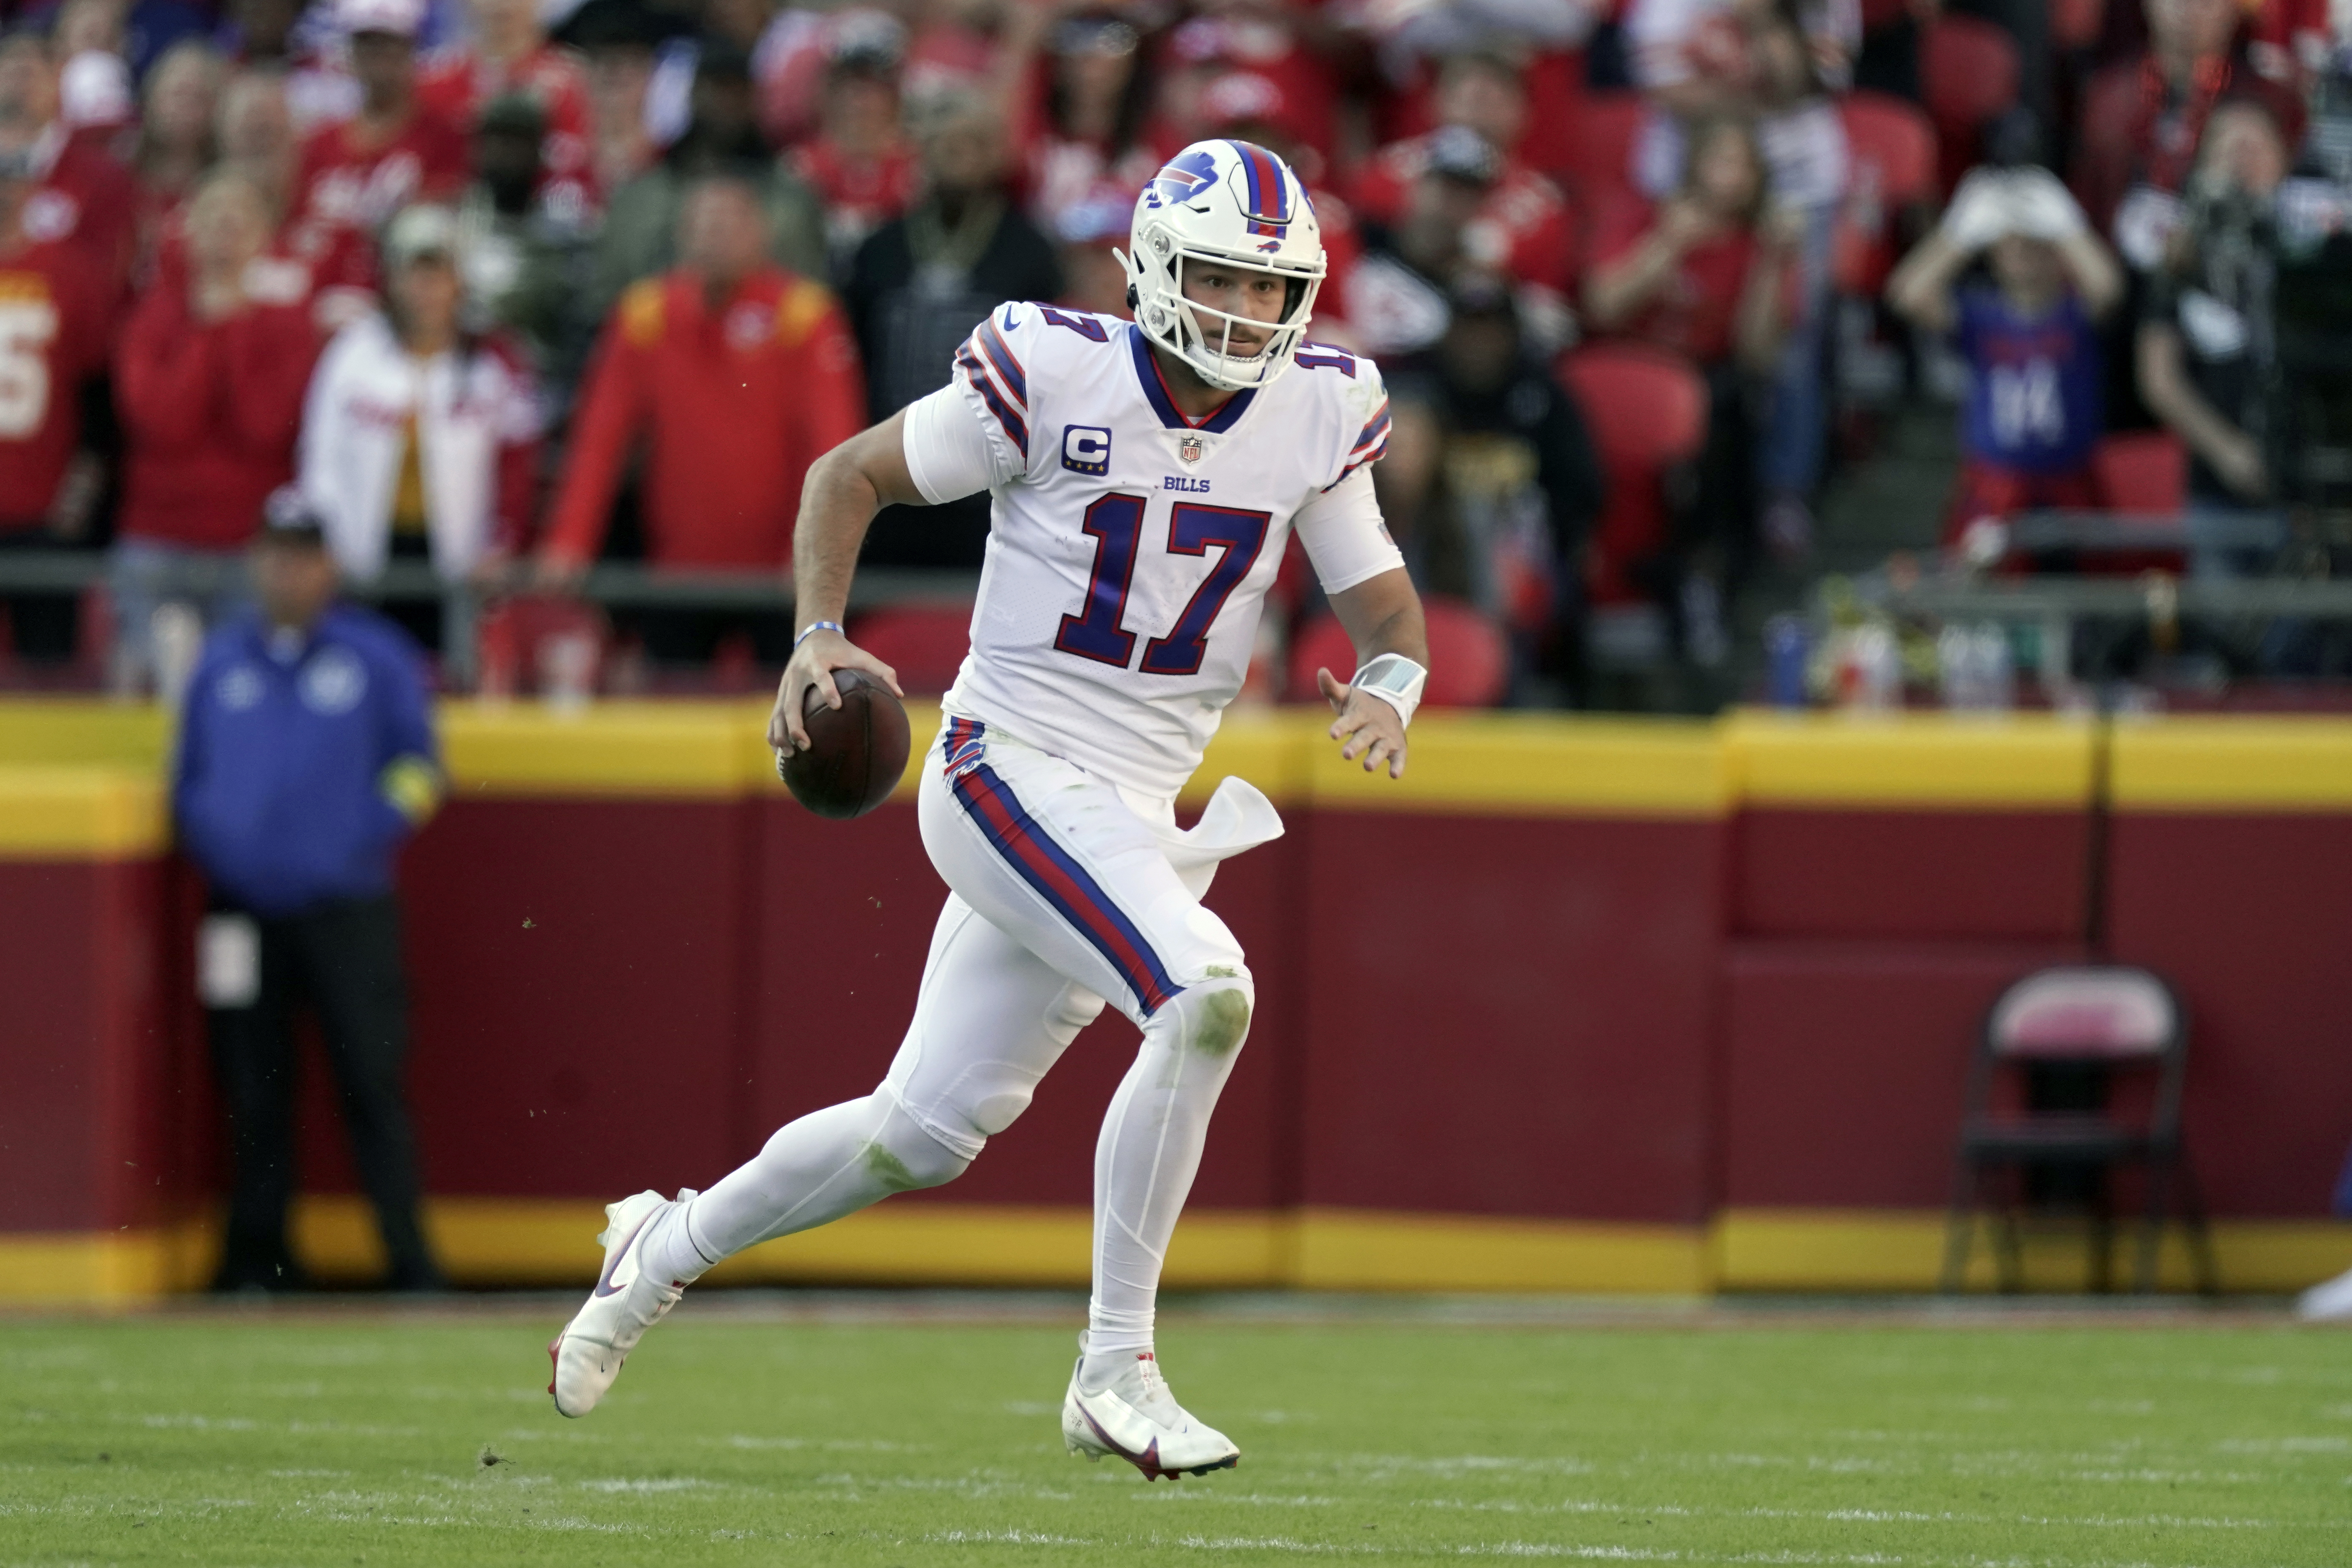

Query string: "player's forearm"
[[1332, 569, 1429, 671], [2056, 230, 2123, 320], [788, 446, 883, 629], [788, 414, 922, 629]]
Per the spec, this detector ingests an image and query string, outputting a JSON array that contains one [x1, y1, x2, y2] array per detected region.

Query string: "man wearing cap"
[[292, 0, 468, 239], [457, 92, 595, 389], [0, 139, 114, 665], [174, 491, 446, 1293], [1344, 124, 1499, 360], [787, 16, 917, 276]]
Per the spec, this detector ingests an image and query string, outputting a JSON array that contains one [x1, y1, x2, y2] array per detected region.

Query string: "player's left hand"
[[1317, 667, 1408, 779]]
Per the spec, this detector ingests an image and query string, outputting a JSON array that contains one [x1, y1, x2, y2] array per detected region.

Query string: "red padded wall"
[[1735, 810, 2090, 940], [1720, 941, 2084, 1209], [2104, 815, 2352, 1216], [1297, 813, 1723, 1223]]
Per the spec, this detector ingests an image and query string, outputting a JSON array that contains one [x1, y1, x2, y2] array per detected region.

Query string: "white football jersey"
[[902, 301, 1402, 801]]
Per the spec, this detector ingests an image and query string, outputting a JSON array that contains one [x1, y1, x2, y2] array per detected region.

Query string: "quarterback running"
[[548, 139, 1430, 1479]]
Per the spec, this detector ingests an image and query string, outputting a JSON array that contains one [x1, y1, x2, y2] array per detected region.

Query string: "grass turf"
[[1, 1300, 2344, 1566]]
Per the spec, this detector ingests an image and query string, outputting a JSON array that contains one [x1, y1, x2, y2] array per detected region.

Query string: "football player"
[[550, 139, 1429, 1479]]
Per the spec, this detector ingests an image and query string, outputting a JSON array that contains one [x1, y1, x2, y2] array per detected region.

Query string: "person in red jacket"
[[537, 174, 864, 665], [0, 27, 138, 298], [0, 143, 113, 663], [291, 0, 469, 242], [111, 168, 323, 689]]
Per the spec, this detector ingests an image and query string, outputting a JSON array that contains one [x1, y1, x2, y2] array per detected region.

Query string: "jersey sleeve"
[[902, 380, 1023, 503], [1292, 467, 1404, 595], [1322, 352, 1392, 492], [947, 302, 1039, 479]]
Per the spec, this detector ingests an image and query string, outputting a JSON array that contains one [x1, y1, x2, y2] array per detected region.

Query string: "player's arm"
[[1319, 568, 1427, 780], [768, 409, 924, 756]]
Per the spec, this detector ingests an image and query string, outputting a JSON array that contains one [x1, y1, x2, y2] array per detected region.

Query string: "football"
[[779, 668, 912, 819]]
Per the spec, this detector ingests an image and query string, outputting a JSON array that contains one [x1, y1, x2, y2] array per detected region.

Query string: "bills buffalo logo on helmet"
[[1148, 148, 1223, 209]]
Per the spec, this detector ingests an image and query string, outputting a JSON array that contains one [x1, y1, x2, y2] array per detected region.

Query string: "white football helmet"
[[1119, 139, 1326, 392]]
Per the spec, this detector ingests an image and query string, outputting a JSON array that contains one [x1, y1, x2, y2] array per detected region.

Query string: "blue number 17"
[[1054, 497, 1271, 676]]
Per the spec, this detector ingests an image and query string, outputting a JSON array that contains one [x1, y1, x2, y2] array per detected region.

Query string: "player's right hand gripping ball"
[[778, 668, 912, 819]]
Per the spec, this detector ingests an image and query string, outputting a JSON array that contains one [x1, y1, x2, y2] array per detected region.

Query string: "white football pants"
[[677, 716, 1282, 1354]]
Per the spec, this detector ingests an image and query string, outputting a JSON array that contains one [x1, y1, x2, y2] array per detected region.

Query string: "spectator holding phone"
[[1888, 165, 2123, 545]]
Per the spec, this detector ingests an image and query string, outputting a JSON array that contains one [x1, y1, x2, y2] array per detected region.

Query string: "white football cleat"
[[1062, 1353, 1239, 1480], [547, 1190, 689, 1418]]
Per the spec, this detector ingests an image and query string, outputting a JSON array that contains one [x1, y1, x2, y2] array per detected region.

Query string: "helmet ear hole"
[[1126, 283, 1139, 310]]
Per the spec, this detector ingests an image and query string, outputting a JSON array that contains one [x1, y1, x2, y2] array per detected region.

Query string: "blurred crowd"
[[0, 0, 2345, 704]]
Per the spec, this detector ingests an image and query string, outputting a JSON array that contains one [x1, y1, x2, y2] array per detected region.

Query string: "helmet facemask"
[[1119, 223, 1324, 392]]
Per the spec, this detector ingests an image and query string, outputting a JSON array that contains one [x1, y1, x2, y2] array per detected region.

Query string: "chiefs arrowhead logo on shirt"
[[1177, 433, 1203, 465]]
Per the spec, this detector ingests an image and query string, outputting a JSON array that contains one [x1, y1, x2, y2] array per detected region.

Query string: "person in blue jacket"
[[174, 490, 447, 1293]]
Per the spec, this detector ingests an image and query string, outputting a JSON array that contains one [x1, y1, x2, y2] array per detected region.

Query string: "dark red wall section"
[[1735, 810, 2090, 940], [2104, 815, 2352, 1216], [1720, 941, 2085, 1209], [1297, 814, 1723, 1223]]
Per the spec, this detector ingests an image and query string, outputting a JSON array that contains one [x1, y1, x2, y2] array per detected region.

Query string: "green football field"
[[2, 1296, 2344, 1567]]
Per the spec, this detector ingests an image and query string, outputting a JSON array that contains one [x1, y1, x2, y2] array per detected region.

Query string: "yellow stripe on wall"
[[1310, 714, 1730, 818], [0, 767, 167, 858], [2109, 717, 2352, 811], [1712, 1208, 2352, 1294], [1727, 712, 2099, 808]]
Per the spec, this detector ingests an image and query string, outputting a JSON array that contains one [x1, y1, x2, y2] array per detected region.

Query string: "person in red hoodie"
[[111, 168, 322, 689], [537, 174, 863, 665], [0, 142, 113, 663], [291, 0, 468, 242]]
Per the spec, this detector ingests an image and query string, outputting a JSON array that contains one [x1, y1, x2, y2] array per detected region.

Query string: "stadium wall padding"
[[3, 701, 2349, 1300]]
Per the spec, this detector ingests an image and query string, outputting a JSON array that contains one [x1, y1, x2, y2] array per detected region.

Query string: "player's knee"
[[1174, 967, 1253, 1060], [863, 1102, 972, 1192]]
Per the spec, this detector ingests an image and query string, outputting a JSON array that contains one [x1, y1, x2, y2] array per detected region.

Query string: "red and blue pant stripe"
[[942, 723, 1180, 1015]]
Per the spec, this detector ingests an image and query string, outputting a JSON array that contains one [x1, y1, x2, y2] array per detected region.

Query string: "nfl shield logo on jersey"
[[1177, 434, 1204, 465]]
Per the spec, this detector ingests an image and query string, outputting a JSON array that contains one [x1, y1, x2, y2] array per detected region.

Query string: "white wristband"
[[1350, 653, 1427, 727]]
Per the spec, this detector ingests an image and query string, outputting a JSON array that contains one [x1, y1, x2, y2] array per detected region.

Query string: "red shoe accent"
[[546, 1334, 562, 1399]]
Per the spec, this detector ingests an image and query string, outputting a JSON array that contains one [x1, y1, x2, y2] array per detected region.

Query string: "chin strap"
[[1349, 653, 1427, 727]]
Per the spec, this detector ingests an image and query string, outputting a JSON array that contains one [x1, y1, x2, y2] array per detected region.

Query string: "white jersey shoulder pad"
[[954, 302, 1129, 476], [1286, 340, 1390, 492]]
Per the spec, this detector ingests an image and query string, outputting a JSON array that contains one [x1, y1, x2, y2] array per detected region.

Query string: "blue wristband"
[[794, 620, 846, 651]]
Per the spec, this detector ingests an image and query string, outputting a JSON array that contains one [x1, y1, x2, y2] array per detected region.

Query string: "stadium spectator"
[[1157, 0, 1337, 164], [1625, 0, 1859, 124], [417, 0, 597, 219], [842, 86, 1058, 567], [208, 67, 381, 333], [588, 36, 826, 330], [289, 0, 469, 242], [218, 0, 361, 136], [1358, 0, 1596, 169], [299, 204, 541, 654], [563, 0, 665, 194], [0, 26, 138, 294], [0, 143, 113, 666], [1346, 124, 1502, 360], [1887, 167, 2123, 543], [1198, 70, 1360, 329], [1351, 51, 1579, 301], [55, 0, 134, 133], [454, 92, 595, 397], [787, 15, 919, 277], [1016, 9, 1161, 241], [1586, 116, 1796, 587], [1380, 275, 1606, 693], [1052, 190, 1134, 318], [539, 175, 862, 660], [2074, 0, 2305, 268], [2137, 97, 2292, 579], [113, 170, 322, 688], [126, 40, 225, 276], [174, 491, 445, 1295]]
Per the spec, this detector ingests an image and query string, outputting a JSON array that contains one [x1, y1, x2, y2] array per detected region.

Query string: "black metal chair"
[[1940, 966, 2217, 1295]]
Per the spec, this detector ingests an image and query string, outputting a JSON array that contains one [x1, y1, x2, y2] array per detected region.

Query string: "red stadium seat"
[[2093, 431, 2187, 515], [474, 593, 609, 698], [1921, 15, 2020, 192], [1834, 91, 1939, 296], [849, 604, 974, 697], [1556, 344, 1708, 605], [2052, 0, 2105, 50], [1287, 597, 1509, 709], [1561, 91, 1646, 206]]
